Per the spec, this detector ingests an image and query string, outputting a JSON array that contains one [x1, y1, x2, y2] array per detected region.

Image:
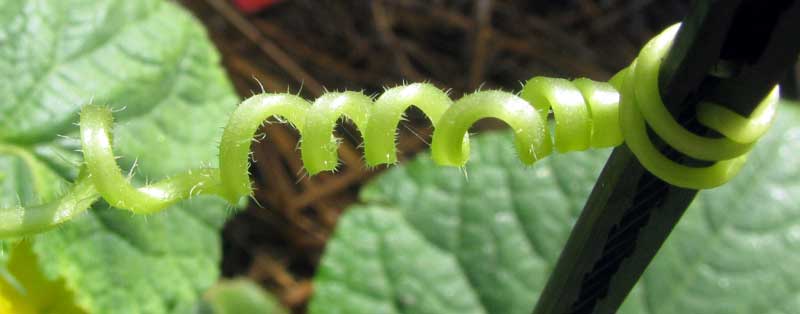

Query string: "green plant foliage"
[[0, 0, 238, 312], [309, 103, 800, 314], [203, 279, 288, 314], [1, 0, 794, 312]]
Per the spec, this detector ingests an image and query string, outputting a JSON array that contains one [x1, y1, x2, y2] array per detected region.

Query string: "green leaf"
[[203, 279, 288, 314], [0, 0, 238, 313], [310, 103, 800, 314], [0, 144, 69, 208], [31, 197, 230, 314]]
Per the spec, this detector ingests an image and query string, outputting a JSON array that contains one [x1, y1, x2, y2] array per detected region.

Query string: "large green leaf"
[[310, 103, 800, 314], [0, 0, 238, 313]]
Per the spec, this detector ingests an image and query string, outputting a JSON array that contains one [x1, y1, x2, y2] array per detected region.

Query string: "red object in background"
[[233, 0, 283, 13]]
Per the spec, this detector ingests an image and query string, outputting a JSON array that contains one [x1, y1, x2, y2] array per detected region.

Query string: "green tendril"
[[431, 91, 548, 165], [617, 23, 778, 189], [364, 83, 465, 166], [0, 169, 98, 238], [218, 93, 310, 203], [301, 92, 373, 175], [0, 23, 779, 238], [80, 105, 224, 214]]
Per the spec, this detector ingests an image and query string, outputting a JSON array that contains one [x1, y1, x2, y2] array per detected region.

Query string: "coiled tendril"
[[0, 24, 778, 238]]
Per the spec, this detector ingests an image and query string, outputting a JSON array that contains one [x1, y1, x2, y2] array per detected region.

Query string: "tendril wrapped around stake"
[[0, 24, 778, 238]]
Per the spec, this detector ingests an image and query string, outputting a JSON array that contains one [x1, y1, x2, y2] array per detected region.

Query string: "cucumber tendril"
[[0, 24, 778, 238]]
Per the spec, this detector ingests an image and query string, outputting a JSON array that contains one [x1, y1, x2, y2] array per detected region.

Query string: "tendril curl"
[[0, 24, 778, 238]]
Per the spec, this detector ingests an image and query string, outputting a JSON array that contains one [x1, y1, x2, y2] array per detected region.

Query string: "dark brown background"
[[177, 1, 797, 313]]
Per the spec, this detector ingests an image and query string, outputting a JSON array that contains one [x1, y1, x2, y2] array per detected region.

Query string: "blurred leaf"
[[0, 0, 238, 313], [204, 279, 287, 314]]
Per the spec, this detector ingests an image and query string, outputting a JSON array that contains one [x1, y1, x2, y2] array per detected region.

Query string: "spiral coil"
[[613, 24, 778, 189], [0, 24, 778, 238]]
